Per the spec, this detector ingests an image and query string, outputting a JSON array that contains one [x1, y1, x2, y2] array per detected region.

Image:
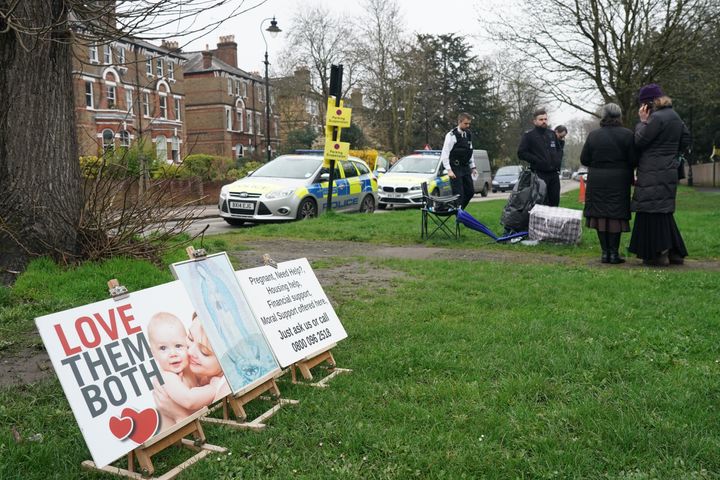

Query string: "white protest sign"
[[236, 258, 347, 367], [35, 281, 227, 468]]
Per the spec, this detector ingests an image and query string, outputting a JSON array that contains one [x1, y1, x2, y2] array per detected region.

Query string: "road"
[[184, 180, 581, 237]]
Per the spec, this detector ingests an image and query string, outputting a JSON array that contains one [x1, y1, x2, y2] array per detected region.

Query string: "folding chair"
[[420, 182, 460, 240]]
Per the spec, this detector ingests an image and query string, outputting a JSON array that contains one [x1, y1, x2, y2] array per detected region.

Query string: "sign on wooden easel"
[[235, 257, 351, 386], [171, 249, 297, 429], [34, 279, 228, 473]]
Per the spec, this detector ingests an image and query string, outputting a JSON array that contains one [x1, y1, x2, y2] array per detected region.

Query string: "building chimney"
[[215, 35, 237, 68], [161, 40, 180, 53], [202, 50, 213, 70]]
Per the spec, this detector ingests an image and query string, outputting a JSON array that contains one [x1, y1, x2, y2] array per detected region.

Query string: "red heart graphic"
[[122, 407, 160, 444], [109, 415, 133, 441]]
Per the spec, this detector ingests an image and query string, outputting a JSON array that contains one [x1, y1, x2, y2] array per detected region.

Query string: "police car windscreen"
[[252, 156, 323, 179], [394, 155, 438, 174]]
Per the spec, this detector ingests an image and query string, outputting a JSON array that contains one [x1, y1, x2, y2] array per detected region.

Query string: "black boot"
[[597, 230, 609, 263], [607, 232, 625, 264]]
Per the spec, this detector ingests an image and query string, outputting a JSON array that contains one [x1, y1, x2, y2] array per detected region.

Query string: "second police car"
[[218, 152, 378, 225], [376, 150, 452, 209]]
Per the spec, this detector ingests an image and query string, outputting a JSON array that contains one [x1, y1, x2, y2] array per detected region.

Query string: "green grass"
[[1, 187, 720, 478], [215, 186, 720, 261]]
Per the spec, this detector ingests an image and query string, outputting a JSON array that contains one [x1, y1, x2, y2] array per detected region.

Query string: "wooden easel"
[[202, 370, 298, 431], [82, 407, 226, 480], [184, 247, 298, 431], [81, 279, 226, 479], [290, 343, 352, 388]]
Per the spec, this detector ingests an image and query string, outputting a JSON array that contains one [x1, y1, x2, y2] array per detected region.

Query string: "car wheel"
[[224, 218, 245, 226], [480, 183, 489, 197], [378, 202, 387, 210], [296, 198, 318, 220], [492, 189, 497, 193], [359, 194, 376, 213]]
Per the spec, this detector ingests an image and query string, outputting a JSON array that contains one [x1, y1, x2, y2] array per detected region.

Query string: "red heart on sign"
[[109, 415, 133, 441], [121, 407, 160, 444]]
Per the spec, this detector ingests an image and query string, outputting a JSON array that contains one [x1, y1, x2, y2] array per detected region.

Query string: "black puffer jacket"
[[632, 105, 691, 213], [517, 127, 561, 173], [580, 125, 635, 220]]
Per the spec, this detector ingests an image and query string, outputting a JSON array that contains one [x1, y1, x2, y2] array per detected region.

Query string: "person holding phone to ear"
[[629, 83, 692, 266]]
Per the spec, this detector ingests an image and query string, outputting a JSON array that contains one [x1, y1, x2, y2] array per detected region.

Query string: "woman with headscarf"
[[580, 103, 635, 264], [629, 83, 692, 266]]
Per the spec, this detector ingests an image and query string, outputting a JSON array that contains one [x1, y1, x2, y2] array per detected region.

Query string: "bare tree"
[[281, 5, 359, 113], [0, 0, 266, 284], [488, 0, 720, 124], [355, 0, 407, 152]]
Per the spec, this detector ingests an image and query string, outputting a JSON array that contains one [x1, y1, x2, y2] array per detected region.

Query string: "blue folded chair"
[[456, 209, 527, 242]]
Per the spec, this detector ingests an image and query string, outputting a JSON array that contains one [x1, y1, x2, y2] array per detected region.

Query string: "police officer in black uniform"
[[517, 108, 562, 206], [440, 112, 477, 209]]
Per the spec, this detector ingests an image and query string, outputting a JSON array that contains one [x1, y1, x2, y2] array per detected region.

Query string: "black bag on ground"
[[500, 170, 547, 233]]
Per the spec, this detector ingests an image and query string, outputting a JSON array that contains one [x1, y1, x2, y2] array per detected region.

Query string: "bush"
[[80, 143, 160, 179]]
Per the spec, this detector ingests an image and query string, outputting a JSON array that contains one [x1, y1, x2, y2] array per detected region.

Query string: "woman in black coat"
[[629, 83, 691, 266], [581, 103, 635, 264]]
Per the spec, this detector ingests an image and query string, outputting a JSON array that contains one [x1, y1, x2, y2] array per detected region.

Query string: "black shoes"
[[643, 251, 670, 267]]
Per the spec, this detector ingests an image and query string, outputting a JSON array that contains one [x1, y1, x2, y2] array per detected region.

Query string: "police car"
[[218, 152, 378, 225], [376, 150, 451, 209]]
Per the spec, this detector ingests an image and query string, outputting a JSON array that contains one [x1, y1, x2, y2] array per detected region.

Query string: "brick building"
[[72, 36, 186, 162], [273, 67, 324, 148], [183, 36, 280, 160]]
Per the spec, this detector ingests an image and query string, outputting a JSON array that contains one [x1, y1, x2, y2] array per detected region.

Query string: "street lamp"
[[261, 16, 281, 162]]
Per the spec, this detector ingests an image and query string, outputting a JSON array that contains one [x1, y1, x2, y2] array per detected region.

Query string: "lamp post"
[[261, 16, 281, 162]]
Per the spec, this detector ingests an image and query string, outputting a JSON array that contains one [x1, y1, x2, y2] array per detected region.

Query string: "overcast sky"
[[173, 0, 583, 126]]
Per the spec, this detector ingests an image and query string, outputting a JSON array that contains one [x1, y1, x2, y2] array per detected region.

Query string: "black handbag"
[[677, 154, 686, 180]]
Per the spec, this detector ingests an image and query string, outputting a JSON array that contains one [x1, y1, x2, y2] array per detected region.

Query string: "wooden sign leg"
[[201, 375, 298, 431], [291, 347, 352, 388]]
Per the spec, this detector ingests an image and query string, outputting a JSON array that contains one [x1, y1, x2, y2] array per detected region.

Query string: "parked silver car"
[[491, 165, 523, 193]]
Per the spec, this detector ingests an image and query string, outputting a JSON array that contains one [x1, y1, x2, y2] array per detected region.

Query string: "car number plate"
[[388, 192, 403, 198], [230, 201, 253, 210], [500, 183, 509, 187]]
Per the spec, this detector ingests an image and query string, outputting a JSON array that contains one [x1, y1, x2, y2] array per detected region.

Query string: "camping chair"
[[420, 182, 460, 240]]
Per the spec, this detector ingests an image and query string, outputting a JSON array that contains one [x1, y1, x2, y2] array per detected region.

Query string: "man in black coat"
[[517, 108, 562, 206]]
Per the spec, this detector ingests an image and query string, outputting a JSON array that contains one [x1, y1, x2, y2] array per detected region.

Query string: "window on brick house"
[[146, 57, 153, 76], [89, 44, 99, 63], [226, 108, 232, 131], [174, 98, 181, 121], [85, 81, 94, 108], [171, 136, 180, 163], [125, 89, 133, 114], [119, 130, 130, 148], [143, 92, 150, 116], [102, 129, 114, 154], [118, 47, 125, 66], [235, 143, 243, 159], [159, 95, 167, 118], [168, 62, 174, 80], [106, 85, 116, 108], [104, 45, 112, 64], [246, 111, 253, 133], [156, 135, 168, 162], [156, 58, 163, 77]]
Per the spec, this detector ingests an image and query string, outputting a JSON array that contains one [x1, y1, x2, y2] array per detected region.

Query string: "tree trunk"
[[0, 0, 81, 285]]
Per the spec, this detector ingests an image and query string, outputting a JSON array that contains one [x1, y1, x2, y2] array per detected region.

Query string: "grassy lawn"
[[1, 187, 719, 478], [217, 186, 720, 261]]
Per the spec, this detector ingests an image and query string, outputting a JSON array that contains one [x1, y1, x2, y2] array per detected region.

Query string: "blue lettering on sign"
[[320, 197, 359, 211]]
